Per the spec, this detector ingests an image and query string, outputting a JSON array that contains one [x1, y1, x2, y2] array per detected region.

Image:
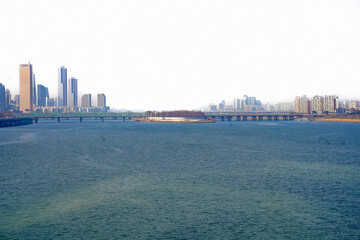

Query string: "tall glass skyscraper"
[[68, 77, 78, 107], [37, 84, 49, 107], [0, 83, 5, 113], [58, 66, 67, 106]]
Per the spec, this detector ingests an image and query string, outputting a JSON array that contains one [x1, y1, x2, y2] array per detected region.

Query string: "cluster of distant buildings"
[[208, 95, 263, 112], [294, 95, 360, 114], [207, 94, 359, 114], [207, 95, 294, 112], [0, 63, 109, 114]]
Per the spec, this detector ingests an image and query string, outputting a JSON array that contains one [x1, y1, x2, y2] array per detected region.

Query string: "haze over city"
[[0, 0, 359, 110]]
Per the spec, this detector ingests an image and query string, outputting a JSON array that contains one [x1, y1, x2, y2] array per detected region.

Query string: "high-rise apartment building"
[[307, 95, 339, 114], [37, 84, 49, 107], [68, 77, 78, 107], [19, 63, 33, 113], [81, 94, 91, 108], [5, 89, 11, 110], [311, 95, 324, 113], [0, 83, 5, 113], [294, 96, 310, 114], [58, 66, 67, 106], [97, 93, 106, 108], [324, 95, 339, 113]]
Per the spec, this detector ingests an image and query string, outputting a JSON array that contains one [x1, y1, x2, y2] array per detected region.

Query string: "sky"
[[0, 0, 359, 110]]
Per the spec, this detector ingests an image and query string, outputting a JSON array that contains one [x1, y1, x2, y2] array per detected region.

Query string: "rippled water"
[[1, 120, 360, 239]]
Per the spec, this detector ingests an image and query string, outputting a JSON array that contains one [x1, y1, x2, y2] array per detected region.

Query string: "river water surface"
[[0, 120, 360, 239]]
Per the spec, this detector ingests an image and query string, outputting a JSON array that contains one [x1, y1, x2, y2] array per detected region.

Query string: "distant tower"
[[33, 73, 36, 107], [97, 93, 106, 108], [81, 94, 91, 108], [68, 77, 78, 107], [19, 63, 33, 113], [58, 66, 67, 106], [5, 89, 11, 110], [14, 95, 20, 110], [37, 84, 49, 107], [0, 83, 5, 113], [233, 98, 240, 111]]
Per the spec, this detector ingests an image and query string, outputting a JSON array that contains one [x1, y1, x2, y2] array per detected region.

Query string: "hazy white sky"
[[0, 0, 359, 110]]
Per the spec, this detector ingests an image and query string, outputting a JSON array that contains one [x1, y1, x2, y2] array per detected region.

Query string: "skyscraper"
[[68, 77, 78, 107], [97, 93, 106, 108], [233, 98, 241, 110], [58, 66, 67, 106], [19, 63, 33, 113], [0, 83, 5, 113], [81, 94, 91, 108], [5, 89, 11, 110], [33, 73, 36, 107], [37, 84, 49, 107]]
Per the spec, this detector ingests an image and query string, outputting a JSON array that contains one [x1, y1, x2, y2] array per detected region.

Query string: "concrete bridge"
[[33, 115, 139, 123], [205, 112, 312, 121]]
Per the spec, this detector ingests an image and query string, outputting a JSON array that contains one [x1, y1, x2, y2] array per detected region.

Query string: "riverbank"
[[313, 118, 360, 123], [135, 117, 216, 123], [0, 118, 33, 128]]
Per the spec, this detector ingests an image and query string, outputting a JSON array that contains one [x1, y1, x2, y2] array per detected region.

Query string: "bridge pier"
[[57, 117, 60, 123], [283, 116, 288, 120], [221, 116, 225, 121], [80, 117, 83, 123], [289, 116, 294, 121], [236, 116, 240, 121], [227, 116, 232, 121], [35, 117, 38, 123], [267, 116, 272, 121], [123, 117, 126, 122], [274, 116, 279, 121], [101, 117, 104, 122]]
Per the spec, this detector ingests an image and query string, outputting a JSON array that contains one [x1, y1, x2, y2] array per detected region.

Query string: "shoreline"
[[0, 118, 33, 128], [313, 118, 360, 123], [134, 117, 216, 123]]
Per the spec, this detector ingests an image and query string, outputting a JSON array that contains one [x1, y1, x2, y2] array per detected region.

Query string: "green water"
[[0, 120, 359, 239]]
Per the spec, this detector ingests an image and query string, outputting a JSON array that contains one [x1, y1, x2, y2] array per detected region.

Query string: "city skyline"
[[0, 0, 359, 110]]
